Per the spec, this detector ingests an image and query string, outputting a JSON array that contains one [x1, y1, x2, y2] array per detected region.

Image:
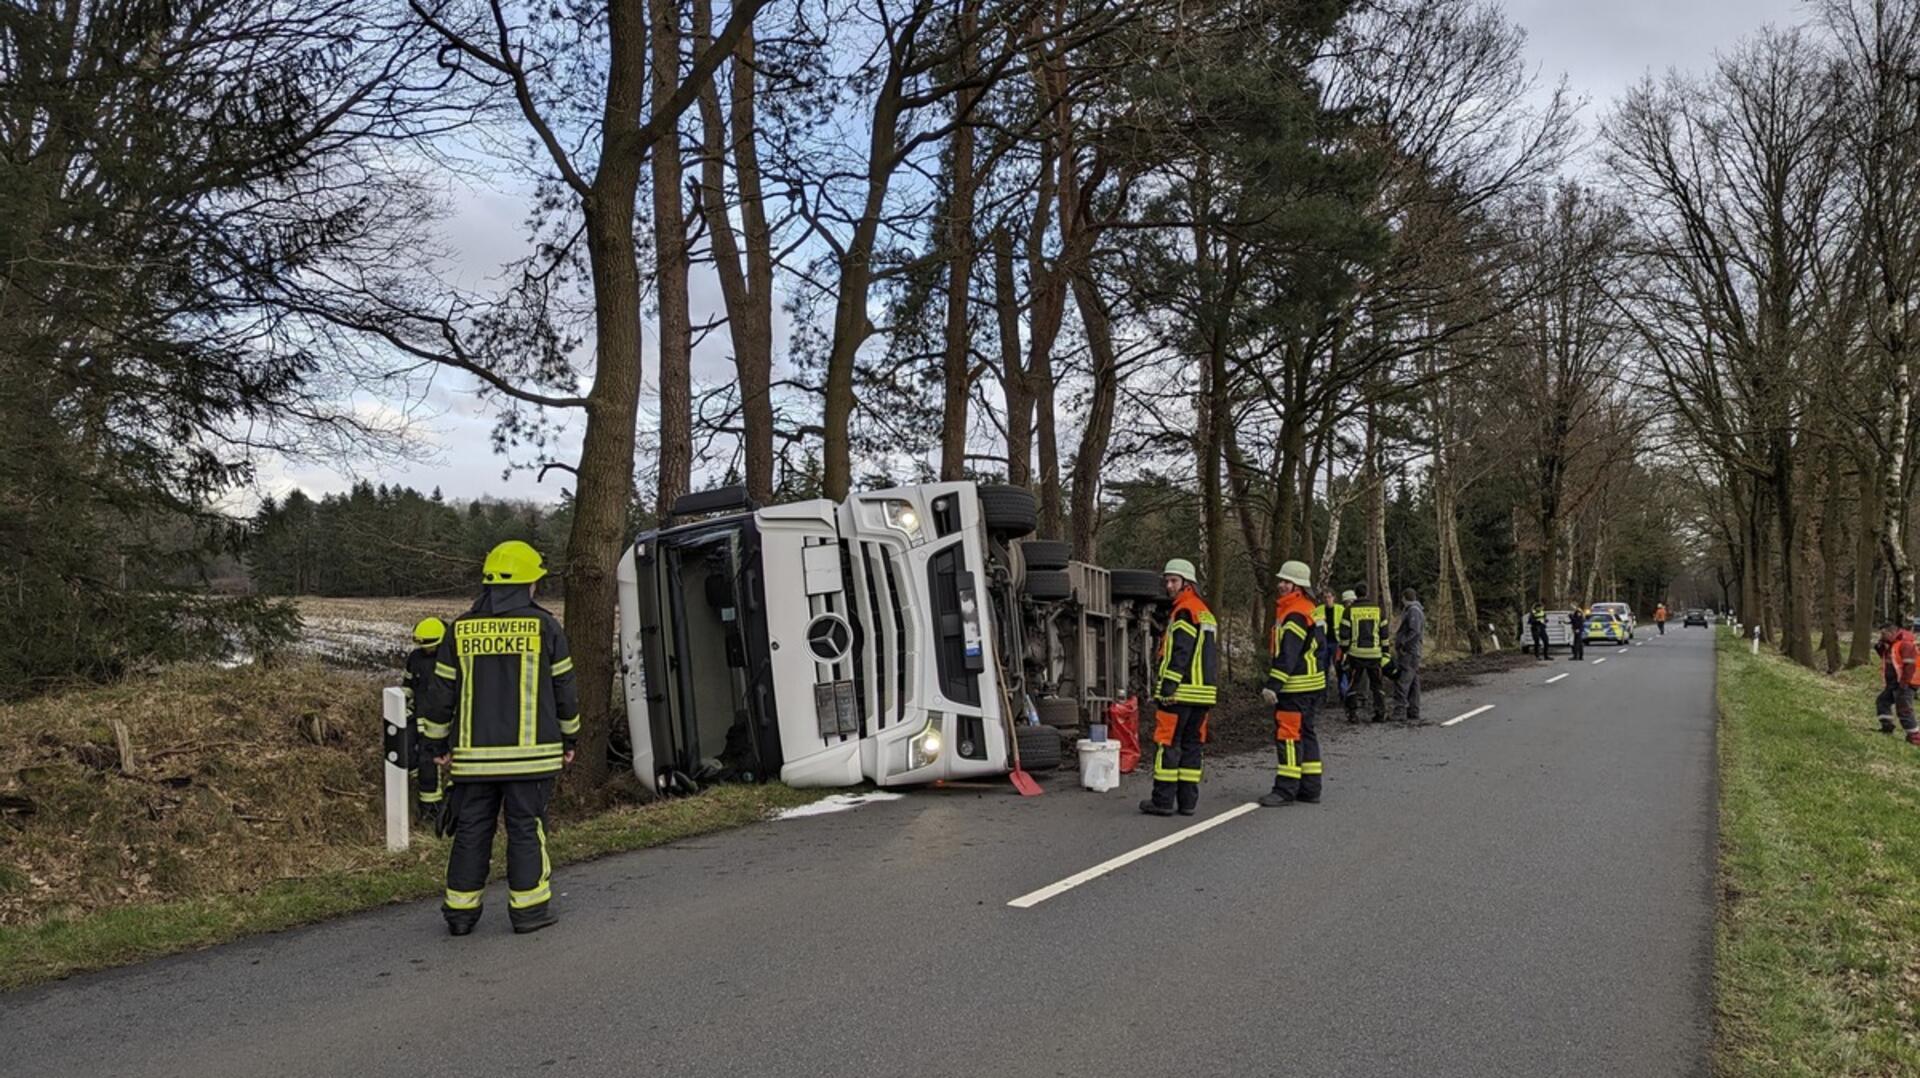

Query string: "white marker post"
[[382, 686, 411, 853], [1750, 625, 1761, 656]]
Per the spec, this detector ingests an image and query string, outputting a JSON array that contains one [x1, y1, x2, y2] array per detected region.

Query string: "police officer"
[[1568, 604, 1586, 661], [404, 618, 449, 825], [1344, 584, 1388, 722], [1262, 560, 1326, 806], [422, 540, 580, 935], [1142, 559, 1218, 818], [1528, 603, 1551, 660]]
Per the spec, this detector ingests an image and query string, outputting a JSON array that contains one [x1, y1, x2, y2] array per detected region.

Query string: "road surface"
[[0, 629, 1718, 1077]]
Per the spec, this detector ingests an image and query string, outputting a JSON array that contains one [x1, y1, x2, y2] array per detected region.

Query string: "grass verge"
[[1716, 632, 1920, 1075], [0, 782, 821, 992]]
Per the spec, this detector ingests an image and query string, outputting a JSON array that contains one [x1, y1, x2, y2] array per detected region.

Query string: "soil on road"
[[0, 632, 1717, 1078]]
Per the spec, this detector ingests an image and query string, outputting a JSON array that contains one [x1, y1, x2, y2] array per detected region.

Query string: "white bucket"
[[1078, 738, 1121, 792]]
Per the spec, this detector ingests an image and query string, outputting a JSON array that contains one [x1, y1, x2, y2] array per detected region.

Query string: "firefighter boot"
[[511, 905, 559, 935], [1140, 780, 1177, 816], [1258, 787, 1296, 808], [1175, 782, 1199, 816], [1882, 714, 1898, 734]]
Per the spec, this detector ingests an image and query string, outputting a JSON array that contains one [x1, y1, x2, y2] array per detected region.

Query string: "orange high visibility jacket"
[[1885, 630, 1920, 687], [1654, 604, 1668, 622]]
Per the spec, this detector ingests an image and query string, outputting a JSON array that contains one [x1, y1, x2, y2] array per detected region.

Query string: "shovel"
[[990, 645, 1043, 797]]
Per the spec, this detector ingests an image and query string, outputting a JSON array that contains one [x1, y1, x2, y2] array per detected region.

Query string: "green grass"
[[1716, 632, 1920, 1075], [0, 783, 822, 992]]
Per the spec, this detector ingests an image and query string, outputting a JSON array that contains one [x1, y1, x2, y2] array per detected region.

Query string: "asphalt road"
[[0, 628, 1718, 1077]]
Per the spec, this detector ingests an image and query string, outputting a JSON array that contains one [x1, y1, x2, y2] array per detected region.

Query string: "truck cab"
[[616, 482, 1164, 793]]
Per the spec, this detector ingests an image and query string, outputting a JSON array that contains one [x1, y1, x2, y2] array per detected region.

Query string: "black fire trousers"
[[1150, 704, 1207, 813], [1273, 694, 1322, 801], [443, 778, 554, 928], [1877, 674, 1917, 733], [1344, 658, 1386, 721]]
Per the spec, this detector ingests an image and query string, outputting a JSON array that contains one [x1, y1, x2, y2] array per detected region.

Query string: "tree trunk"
[[1067, 270, 1117, 560], [991, 228, 1031, 487], [1776, 460, 1815, 667], [1881, 364, 1915, 618], [693, 7, 774, 504], [650, 0, 691, 517], [1447, 487, 1482, 654], [1820, 453, 1843, 672], [937, 2, 980, 482], [1851, 462, 1881, 667], [556, 0, 651, 792], [1431, 460, 1457, 653]]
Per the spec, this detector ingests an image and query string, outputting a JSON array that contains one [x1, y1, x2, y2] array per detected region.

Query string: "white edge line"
[[1545, 673, 1569, 684], [1440, 703, 1496, 728], [1008, 802, 1261, 908], [1593, 657, 1608, 664]]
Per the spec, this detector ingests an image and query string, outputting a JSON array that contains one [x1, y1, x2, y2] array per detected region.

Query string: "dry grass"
[[0, 658, 818, 989], [0, 661, 394, 926]]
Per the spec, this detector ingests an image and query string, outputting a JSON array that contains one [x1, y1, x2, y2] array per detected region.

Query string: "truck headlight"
[[883, 499, 926, 546], [907, 717, 944, 770]]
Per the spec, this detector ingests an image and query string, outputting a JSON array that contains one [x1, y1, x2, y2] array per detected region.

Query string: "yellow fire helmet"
[[482, 540, 547, 585], [412, 617, 447, 647]]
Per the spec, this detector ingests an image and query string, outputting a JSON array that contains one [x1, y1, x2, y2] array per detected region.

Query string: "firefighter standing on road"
[[1873, 619, 1920, 744], [1142, 559, 1218, 818], [1655, 602, 1668, 635], [422, 540, 581, 935], [1344, 584, 1388, 722], [404, 618, 449, 825], [1261, 560, 1326, 806], [1315, 587, 1346, 710]]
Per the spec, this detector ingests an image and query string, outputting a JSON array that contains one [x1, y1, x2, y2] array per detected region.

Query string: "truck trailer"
[[615, 482, 1167, 793]]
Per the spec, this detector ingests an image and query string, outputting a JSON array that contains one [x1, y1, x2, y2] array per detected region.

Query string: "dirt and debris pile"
[[0, 662, 394, 926]]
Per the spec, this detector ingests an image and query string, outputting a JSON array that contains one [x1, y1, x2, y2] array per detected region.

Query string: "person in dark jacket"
[[404, 617, 449, 823], [422, 540, 580, 936], [1528, 604, 1551, 660], [1391, 589, 1424, 723], [1568, 604, 1586, 662]]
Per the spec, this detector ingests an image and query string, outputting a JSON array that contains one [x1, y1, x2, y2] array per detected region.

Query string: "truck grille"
[[854, 541, 912, 731]]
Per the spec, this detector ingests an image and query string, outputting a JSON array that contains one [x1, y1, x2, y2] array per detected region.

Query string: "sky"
[[252, 0, 1813, 510]]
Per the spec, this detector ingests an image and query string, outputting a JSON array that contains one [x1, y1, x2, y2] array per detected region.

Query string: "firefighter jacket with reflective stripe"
[[421, 586, 581, 781], [403, 647, 438, 726], [1347, 603, 1384, 660], [1156, 588, 1219, 706], [1884, 630, 1920, 687], [1316, 602, 1348, 650], [1268, 591, 1327, 696]]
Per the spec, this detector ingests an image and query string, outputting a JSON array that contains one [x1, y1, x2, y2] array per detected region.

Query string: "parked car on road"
[[1584, 611, 1630, 645], [1590, 601, 1635, 639], [1683, 609, 1708, 627]]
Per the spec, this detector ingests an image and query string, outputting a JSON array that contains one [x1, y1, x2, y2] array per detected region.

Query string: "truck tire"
[[979, 484, 1038, 539], [1020, 539, 1071, 571], [1110, 569, 1164, 602], [1015, 724, 1062, 771], [1024, 569, 1072, 601], [1035, 696, 1081, 729]]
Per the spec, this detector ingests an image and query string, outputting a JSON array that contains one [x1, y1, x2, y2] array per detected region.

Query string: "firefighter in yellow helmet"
[[404, 617, 449, 824], [1141, 558, 1218, 817], [1261, 560, 1327, 806], [421, 540, 580, 935]]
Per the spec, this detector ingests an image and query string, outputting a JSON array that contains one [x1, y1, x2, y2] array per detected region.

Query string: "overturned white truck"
[[615, 482, 1168, 793]]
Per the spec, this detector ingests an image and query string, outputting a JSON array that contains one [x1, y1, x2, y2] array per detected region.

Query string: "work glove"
[[1260, 688, 1278, 707]]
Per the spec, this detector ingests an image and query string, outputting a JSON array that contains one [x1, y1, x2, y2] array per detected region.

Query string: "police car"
[[1590, 601, 1635, 639], [1583, 611, 1630, 645]]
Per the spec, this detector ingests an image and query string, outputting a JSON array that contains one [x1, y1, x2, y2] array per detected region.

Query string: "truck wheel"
[[1110, 569, 1164, 603], [1020, 539, 1071, 571], [1024, 569, 1072, 601], [979, 484, 1038, 539], [1014, 724, 1063, 771], [1036, 696, 1081, 729]]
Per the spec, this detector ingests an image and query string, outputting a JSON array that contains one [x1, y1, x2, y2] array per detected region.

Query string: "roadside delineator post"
[[381, 687, 411, 853], [1750, 625, 1760, 656]]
